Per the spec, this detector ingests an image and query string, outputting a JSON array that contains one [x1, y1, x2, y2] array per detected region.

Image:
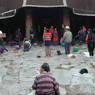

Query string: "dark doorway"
[[0, 7, 64, 42], [32, 7, 63, 41], [70, 14, 95, 37]]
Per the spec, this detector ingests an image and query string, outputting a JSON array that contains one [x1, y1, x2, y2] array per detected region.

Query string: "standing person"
[[32, 63, 60, 95], [43, 29, 52, 57], [82, 26, 87, 43], [15, 28, 21, 46], [53, 28, 59, 45], [60, 24, 65, 38], [63, 26, 72, 54], [78, 28, 84, 45], [60, 24, 65, 46], [49, 26, 54, 35], [30, 28, 35, 45], [43, 27, 47, 44], [86, 29, 95, 57], [49, 26, 55, 43]]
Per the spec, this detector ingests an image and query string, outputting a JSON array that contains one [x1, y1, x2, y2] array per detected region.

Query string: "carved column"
[[63, 9, 70, 26], [25, 9, 32, 40]]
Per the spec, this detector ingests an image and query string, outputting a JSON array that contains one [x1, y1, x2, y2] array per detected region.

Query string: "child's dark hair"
[[41, 63, 50, 72]]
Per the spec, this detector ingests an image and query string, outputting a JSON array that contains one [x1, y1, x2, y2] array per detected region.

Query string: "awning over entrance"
[[0, 0, 95, 19], [66, 0, 95, 16], [26, 0, 64, 7], [0, 0, 64, 19], [0, 0, 23, 18], [0, 0, 23, 13]]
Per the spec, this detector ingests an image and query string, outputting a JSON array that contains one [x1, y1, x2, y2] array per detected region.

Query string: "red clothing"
[[43, 32, 52, 41], [82, 27, 87, 32], [86, 34, 88, 41], [49, 28, 54, 34], [53, 35, 59, 42]]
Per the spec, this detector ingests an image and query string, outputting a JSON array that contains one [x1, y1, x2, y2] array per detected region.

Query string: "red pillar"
[[25, 14, 32, 40], [63, 13, 70, 26]]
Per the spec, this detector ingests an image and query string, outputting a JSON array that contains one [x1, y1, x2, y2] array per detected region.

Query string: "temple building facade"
[[0, 0, 95, 41]]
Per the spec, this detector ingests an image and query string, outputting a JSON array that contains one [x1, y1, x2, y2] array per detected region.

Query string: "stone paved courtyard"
[[0, 45, 95, 95]]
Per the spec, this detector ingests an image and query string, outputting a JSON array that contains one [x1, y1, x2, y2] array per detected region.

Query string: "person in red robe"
[[53, 28, 59, 45], [49, 26, 54, 43], [49, 26, 54, 34]]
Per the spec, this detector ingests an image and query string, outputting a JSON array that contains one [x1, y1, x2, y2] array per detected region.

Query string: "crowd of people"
[[29, 25, 95, 95], [0, 24, 95, 57], [42, 25, 95, 57], [0, 25, 95, 95], [43, 25, 72, 56], [75, 26, 95, 57]]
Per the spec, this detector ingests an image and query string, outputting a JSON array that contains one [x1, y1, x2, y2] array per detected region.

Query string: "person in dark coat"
[[15, 28, 21, 46], [78, 28, 84, 45], [60, 24, 65, 38], [86, 29, 95, 57]]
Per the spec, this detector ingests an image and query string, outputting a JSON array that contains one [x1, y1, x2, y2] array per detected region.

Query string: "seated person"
[[23, 39, 31, 52]]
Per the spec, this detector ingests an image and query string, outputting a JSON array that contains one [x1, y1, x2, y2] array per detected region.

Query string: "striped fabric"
[[32, 72, 59, 94], [43, 32, 52, 41]]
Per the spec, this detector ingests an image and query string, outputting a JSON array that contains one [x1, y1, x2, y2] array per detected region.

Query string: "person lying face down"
[[0, 46, 8, 54]]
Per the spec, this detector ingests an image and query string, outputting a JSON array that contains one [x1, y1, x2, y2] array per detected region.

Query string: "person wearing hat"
[[63, 26, 72, 54], [32, 63, 60, 95]]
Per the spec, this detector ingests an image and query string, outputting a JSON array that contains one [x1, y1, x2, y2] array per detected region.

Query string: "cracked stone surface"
[[0, 45, 95, 95]]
